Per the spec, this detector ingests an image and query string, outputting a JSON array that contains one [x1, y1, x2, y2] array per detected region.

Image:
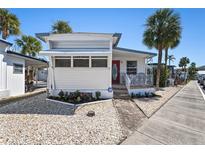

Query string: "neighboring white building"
[[0, 39, 47, 99], [37, 32, 157, 98], [197, 65, 205, 76], [37, 68, 48, 81]]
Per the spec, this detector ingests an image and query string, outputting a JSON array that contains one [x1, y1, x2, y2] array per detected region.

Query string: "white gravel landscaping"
[[0, 93, 124, 144]]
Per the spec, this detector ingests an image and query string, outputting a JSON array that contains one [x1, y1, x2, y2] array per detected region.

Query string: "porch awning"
[[6, 51, 48, 68], [39, 49, 112, 56], [113, 47, 157, 58]]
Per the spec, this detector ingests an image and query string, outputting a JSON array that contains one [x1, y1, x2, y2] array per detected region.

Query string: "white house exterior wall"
[[41, 34, 114, 99], [0, 44, 9, 98], [112, 54, 146, 74], [5, 55, 25, 96], [50, 40, 110, 49], [39, 33, 155, 99], [48, 53, 112, 98]]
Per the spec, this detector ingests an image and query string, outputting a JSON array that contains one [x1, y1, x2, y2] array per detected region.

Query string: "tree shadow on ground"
[[0, 94, 74, 116]]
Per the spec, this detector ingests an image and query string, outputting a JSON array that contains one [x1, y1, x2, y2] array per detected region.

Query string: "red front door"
[[112, 60, 120, 84]]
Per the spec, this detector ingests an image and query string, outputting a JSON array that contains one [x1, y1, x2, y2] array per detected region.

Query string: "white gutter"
[[39, 51, 112, 56]]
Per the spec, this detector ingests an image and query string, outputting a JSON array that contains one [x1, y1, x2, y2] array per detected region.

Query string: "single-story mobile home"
[[37, 32, 157, 98], [0, 39, 48, 99]]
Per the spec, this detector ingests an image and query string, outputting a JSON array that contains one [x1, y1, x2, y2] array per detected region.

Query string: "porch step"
[[112, 84, 127, 90], [113, 84, 130, 99]]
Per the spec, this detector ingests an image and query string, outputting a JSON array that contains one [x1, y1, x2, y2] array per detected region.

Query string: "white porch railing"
[[123, 73, 153, 89], [125, 73, 131, 91]]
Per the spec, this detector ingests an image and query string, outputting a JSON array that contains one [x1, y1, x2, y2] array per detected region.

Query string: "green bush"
[[76, 96, 81, 102], [58, 90, 64, 99], [95, 91, 101, 100], [51, 90, 95, 104], [64, 92, 69, 101], [131, 93, 135, 98], [74, 90, 81, 97], [130, 92, 160, 98]]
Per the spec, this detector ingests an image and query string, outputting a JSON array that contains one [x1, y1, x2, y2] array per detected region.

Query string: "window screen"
[[127, 61, 137, 75], [91, 56, 108, 67], [13, 63, 23, 74], [73, 56, 89, 67], [55, 57, 71, 67]]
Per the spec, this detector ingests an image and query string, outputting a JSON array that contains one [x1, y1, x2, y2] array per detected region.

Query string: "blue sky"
[[7, 8, 205, 67]]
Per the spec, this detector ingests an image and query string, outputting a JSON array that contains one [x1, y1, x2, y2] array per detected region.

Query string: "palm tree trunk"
[[164, 48, 168, 86], [165, 48, 168, 70], [156, 48, 163, 89], [2, 27, 8, 40]]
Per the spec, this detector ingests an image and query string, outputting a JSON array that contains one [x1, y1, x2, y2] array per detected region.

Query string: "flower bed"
[[47, 90, 104, 104], [131, 92, 161, 98]]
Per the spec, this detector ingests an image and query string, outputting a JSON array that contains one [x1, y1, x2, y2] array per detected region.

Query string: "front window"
[[73, 56, 89, 67], [91, 56, 108, 67], [55, 56, 71, 67], [127, 61, 137, 75], [13, 63, 23, 74]]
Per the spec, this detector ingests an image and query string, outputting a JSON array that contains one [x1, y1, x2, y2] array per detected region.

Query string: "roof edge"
[[36, 32, 117, 42], [6, 50, 48, 63], [113, 33, 122, 47], [0, 39, 13, 46], [114, 47, 157, 56]]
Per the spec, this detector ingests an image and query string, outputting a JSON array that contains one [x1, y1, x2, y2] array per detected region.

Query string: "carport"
[[7, 51, 48, 92]]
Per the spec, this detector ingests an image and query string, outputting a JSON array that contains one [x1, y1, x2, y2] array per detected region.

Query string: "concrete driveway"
[[122, 81, 205, 145]]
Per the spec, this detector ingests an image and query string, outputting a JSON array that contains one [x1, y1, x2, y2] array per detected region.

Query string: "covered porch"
[[7, 51, 48, 92], [112, 47, 157, 97], [112, 47, 156, 86]]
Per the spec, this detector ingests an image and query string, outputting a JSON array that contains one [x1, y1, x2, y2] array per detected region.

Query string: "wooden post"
[[35, 67, 38, 87]]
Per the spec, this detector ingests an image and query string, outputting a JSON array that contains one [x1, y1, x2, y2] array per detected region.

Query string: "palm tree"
[[168, 55, 176, 66], [179, 57, 190, 72], [164, 40, 180, 69], [0, 8, 20, 39], [52, 20, 72, 34], [15, 35, 42, 57], [143, 9, 181, 88], [188, 62, 197, 80], [164, 13, 181, 85]]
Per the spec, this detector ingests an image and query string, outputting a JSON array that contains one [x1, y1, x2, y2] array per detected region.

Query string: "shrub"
[[131, 93, 135, 98], [49, 90, 97, 104], [76, 96, 81, 103], [95, 91, 101, 100], [131, 92, 160, 98], [80, 93, 93, 102], [145, 92, 149, 97], [64, 92, 69, 101], [74, 90, 81, 98], [136, 93, 142, 98], [58, 90, 64, 99]]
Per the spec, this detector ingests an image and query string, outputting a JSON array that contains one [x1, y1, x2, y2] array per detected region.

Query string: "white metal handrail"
[[125, 73, 131, 91], [125, 73, 153, 87]]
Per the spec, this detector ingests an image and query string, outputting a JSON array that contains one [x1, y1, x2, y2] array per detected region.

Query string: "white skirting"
[[0, 89, 10, 99], [48, 89, 113, 99], [128, 87, 156, 95]]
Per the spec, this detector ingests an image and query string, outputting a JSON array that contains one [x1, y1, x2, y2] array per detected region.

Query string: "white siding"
[[112, 54, 146, 74], [50, 40, 110, 49], [0, 43, 7, 92], [37, 69, 48, 81], [0, 53, 3, 90], [6, 56, 25, 96], [54, 68, 111, 90], [47, 53, 113, 98]]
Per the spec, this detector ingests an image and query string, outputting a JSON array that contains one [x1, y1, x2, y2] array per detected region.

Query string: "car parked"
[[197, 74, 205, 86]]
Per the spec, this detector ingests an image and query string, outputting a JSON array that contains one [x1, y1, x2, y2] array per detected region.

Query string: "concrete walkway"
[[122, 81, 205, 145]]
